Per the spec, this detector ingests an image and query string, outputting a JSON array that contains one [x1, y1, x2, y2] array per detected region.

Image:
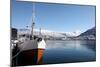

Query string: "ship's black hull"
[[12, 49, 45, 66]]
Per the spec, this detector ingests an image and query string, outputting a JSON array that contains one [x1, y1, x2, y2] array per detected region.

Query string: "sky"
[[12, 0, 96, 33]]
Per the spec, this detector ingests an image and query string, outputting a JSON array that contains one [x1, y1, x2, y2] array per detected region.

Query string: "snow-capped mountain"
[[18, 28, 81, 38], [77, 27, 96, 40], [64, 31, 81, 37]]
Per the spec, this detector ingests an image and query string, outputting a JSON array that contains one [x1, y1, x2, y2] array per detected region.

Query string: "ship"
[[11, 9, 46, 66]]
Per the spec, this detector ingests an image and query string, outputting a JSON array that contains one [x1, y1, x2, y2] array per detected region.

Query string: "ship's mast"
[[31, 4, 35, 39], [31, 21, 35, 38], [39, 28, 42, 37]]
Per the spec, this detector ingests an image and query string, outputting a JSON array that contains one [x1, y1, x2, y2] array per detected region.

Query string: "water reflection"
[[45, 40, 96, 51], [80, 40, 96, 51], [43, 40, 96, 64]]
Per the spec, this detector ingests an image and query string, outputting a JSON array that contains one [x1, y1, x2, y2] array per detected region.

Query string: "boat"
[[17, 34, 46, 65], [12, 9, 46, 66]]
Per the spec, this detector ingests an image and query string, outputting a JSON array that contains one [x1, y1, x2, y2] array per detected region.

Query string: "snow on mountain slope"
[[18, 28, 81, 37]]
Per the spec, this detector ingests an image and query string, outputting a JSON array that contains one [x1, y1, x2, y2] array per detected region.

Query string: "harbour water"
[[43, 40, 96, 64]]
